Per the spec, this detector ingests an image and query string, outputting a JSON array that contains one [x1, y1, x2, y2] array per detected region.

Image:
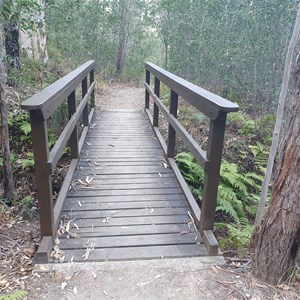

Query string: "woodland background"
[[0, 0, 299, 295]]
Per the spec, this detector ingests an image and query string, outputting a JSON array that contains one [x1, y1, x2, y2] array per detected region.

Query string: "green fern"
[[216, 222, 253, 249], [20, 121, 31, 135], [176, 152, 262, 224], [0, 290, 28, 300]]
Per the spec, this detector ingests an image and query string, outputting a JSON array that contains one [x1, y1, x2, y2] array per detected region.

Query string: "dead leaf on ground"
[[73, 286, 78, 295]]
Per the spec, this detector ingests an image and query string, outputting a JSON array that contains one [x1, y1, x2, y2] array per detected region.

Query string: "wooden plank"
[[63, 215, 191, 228], [78, 161, 164, 167], [72, 173, 176, 180], [61, 244, 207, 262], [82, 141, 160, 146], [75, 166, 173, 174], [80, 151, 164, 156], [71, 177, 178, 185], [63, 200, 186, 211], [70, 183, 180, 191], [79, 157, 163, 162], [59, 232, 199, 250], [59, 223, 194, 238], [65, 194, 186, 203], [63, 207, 189, 219], [67, 188, 182, 197]]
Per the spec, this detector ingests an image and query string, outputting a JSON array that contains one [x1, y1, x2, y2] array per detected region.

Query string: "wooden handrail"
[[21, 61, 96, 244], [145, 62, 238, 119], [22, 60, 95, 120], [144, 62, 239, 255]]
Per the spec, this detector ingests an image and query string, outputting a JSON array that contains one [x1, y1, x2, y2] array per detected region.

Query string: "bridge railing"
[[21, 61, 95, 260], [144, 62, 239, 255]]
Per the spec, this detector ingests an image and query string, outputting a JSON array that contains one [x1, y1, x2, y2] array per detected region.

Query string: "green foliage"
[[17, 196, 37, 218], [175, 152, 204, 200], [1, 0, 41, 30], [216, 223, 253, 250], [176, 148, 266, 249], [0, 290, 28, 300], [17, 152, 34, 170], [176, 152, 263, 225]]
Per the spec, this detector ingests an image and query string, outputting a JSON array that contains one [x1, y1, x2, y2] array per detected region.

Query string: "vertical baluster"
[[82, 76, 89, 126], [145, 70, 150, 109], [90, 69, 95, 107], [68, 90, 79, 158], [153, 77, 160, 127], [200, 112, 227, 233], [30, 112, 54, 238], [167, 90, 178, 157]]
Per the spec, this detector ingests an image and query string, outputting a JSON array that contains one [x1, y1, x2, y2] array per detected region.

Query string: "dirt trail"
[[96, 84, 144, 110]]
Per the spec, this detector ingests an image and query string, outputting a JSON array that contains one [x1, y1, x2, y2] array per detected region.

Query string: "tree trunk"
[[19, 0, 48, 63], [0, 25, 15, 202], [115, 0, 133, 75], [252, 36, 300, 285], [4, 23, 20, 70]]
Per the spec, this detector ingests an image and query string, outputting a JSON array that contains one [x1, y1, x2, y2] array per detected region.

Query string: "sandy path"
[[96, 84, 144, 110]]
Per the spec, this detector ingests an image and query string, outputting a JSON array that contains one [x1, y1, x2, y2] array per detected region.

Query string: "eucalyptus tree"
[[45, 0, 159, 79], [1, 0, 41, 71], [157, 0, 297, 114]]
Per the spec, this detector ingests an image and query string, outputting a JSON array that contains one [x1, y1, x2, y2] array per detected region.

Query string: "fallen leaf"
[[86, 176, 93, 185], [180, 230, 189, 235], [137, 281, 150, 287], [61, 282, 67, 290], [73, 286, 78, 295], [0, 280, 8, 287], [162, 162, 169, 169], [211, 265, 219, 274], [277, 284, 290, 291], [91, 271, 97, 279]]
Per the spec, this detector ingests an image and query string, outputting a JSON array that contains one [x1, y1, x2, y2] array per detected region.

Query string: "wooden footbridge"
[[21, 61, 238, 263]]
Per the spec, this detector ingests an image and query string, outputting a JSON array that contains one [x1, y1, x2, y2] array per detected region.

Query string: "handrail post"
[[67, 90, 79, 158], [145, 69, 150, 109], [90, 69, 95, 107], [30, 111, 54, 238], [153, 77, 160, 127], [167, 90, 178, 157], [200, 111, 227, 233], [82, 76, 89, 126]]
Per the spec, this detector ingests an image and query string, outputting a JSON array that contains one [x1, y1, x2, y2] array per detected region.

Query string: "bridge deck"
[[58, 110, 207, 262]]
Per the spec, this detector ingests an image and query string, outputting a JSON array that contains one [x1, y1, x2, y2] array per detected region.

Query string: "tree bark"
[[0, 25, 15, 202], [4, 23, 20, 70], [115, 0, 133, 74], [252, 15, 300, 283]]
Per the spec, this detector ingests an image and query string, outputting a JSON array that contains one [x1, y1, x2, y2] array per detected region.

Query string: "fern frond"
[[0, 290, 29, 300]]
